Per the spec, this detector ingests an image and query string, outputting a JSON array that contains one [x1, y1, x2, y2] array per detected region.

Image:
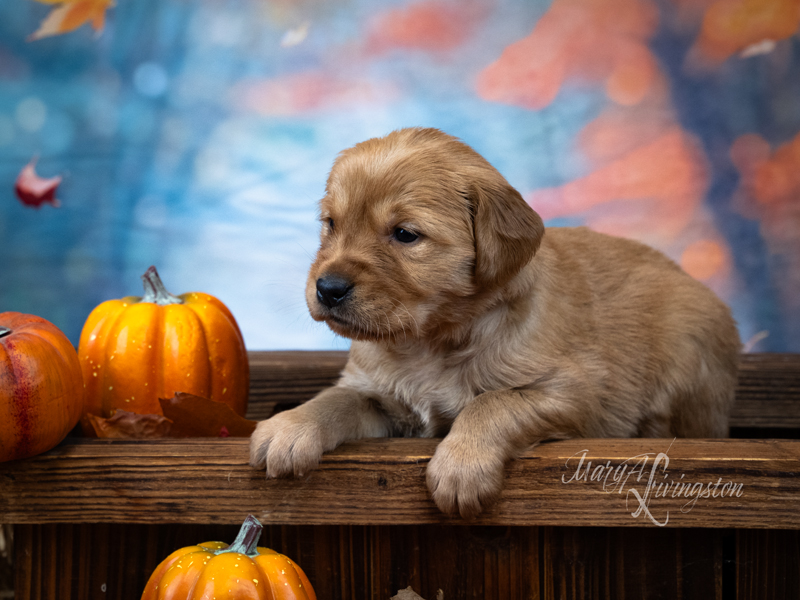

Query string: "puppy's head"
[[306, 127, 544, 343]]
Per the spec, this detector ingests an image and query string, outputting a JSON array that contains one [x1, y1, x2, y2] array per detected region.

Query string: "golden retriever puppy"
[[250, 127, 740, 519]]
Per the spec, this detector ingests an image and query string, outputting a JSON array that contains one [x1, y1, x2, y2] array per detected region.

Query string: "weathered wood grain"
[[1, 438, 798, 529], [14, 523, 753, 600], [13, 522, 800, 600], [730, 354, 800, 429], [735, 529, 800, 599], [245, 352, 800, 429], [6, 352, 800, 600], [246, 351, 348, 421]]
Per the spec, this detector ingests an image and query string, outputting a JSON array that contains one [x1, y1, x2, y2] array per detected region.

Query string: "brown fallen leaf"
[[81, 394, 257, 439], [159, 392, 258, 438], [390, 588, 444, 600], [86, 410, 174, 439]]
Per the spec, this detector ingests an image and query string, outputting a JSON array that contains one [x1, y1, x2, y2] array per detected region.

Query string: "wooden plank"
[[1, 438, 798, 529], [13, 523, 245, 600], [246, 351, 347, 421], [12, 523, 744, 600], [0, 525, 10, 599], [245, 352, 800, 429], [730, 354, 800, 429], [540, 527, 725, 600], [735, 529, 800, 599]]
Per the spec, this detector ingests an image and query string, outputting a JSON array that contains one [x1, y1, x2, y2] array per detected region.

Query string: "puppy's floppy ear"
[[469, 175, 545, 290]]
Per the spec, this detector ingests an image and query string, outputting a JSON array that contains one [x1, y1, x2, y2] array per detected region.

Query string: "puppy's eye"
[[328, 218, 335, 231], [393, 228, 419, 244]]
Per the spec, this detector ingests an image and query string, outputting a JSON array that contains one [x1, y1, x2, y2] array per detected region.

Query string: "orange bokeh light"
[[476, 0, 661, 109], [365, 0, 483, 54], [732, 131, 800, 208], [681, 239, 729, 281]]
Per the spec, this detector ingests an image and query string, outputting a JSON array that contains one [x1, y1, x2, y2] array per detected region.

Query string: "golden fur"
[[250, 127, 741, 518]]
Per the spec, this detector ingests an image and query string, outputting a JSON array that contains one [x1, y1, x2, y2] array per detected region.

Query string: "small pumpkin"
[[141, 514, 316, 600], [78, 266, 249, 430], [0, 312, 84, 462]]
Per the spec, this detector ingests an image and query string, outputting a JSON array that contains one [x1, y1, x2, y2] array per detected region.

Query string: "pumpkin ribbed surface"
[[78, 267, 249, 424], [141, 516, 316, 600]]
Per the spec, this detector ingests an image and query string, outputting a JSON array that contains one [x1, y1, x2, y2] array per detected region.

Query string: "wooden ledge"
[[245, 352, 800, 429], [1, 437, 798, 529]]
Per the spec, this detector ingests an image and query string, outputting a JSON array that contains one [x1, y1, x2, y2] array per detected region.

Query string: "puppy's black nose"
[[316, 275, 353, 308]]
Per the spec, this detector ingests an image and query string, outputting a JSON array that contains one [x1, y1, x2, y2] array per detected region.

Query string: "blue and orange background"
[[1, 0, 799, 351]]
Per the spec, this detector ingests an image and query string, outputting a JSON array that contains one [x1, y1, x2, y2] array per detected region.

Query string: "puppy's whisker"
[[395, 300, 421, 337], [386, 310, 400, 340], [378, 309, 390, 337], [390, 308, 409, 343], [387, 311, 395, 340], [389, 309, 404, 342]]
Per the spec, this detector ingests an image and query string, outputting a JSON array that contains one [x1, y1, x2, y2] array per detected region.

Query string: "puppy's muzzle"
[[316, 274, 353, 308]]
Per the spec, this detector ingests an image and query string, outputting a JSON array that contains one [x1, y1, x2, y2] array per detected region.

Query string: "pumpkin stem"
[[0, 327, 11, 339], [140, 266, 183, 306], [221, 514, 263, 556]]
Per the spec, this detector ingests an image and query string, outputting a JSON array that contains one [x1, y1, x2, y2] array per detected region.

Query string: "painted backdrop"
[[1, 0, 799, 351]]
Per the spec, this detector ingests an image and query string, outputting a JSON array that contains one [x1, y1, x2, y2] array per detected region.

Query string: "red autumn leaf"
[[86, 410, 174, 439], [15, 159, 62, 208], [159, 392, 258, 438]]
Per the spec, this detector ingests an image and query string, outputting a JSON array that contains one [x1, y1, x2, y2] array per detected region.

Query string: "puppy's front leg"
[[249, 386, 390, 478], [427, 389, 581, 519]]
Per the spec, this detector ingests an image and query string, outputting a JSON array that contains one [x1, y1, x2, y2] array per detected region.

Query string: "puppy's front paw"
[[425, 435, 505, 519], [249, 411, 324, 478]]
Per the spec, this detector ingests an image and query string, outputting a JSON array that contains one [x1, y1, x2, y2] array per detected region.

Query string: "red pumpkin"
[[0, 312, 84, 462], [78, 266, 249, 429], [141, 515, 316, 600]]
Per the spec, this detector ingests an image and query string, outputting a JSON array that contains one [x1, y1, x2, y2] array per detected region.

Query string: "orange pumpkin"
[[0, 312, 84, 462], [78, 266, 249, 430], [141, 515, 316, 600]]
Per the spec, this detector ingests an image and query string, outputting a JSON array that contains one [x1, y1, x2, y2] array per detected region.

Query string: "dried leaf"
[[159, 392, 258, 438], [281, 21, 310, 48], [81, 394, 256, 439], [15, 159, 61, 208], [391, 588, 443, 600], [87, 410, 174, 439], [29, 0, 114, 41]]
